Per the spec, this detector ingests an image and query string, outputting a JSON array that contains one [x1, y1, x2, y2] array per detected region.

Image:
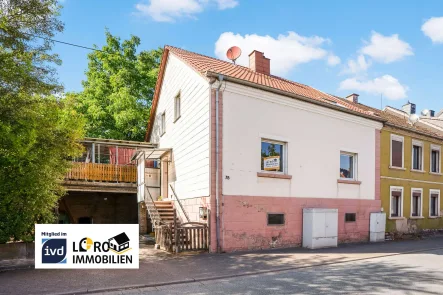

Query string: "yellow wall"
[[380, 127, 443, 232]]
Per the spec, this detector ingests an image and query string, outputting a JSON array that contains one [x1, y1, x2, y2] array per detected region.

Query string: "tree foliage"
[[74, 31, 162, 141], [0, 0, 85, 242]]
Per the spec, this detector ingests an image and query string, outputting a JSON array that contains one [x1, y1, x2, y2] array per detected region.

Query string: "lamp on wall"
[[199, 207, 208, 220]]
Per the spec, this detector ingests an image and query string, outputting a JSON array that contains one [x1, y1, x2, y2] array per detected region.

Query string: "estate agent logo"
[[42, 239, 67, 264], [35, 224, 139, 269], [109, 232, 131, 254]]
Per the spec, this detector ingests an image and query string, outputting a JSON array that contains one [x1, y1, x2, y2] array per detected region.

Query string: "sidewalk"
[[0, 236, 442, 295]]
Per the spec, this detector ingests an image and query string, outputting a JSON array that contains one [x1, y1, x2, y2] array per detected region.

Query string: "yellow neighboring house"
[[378, 104, 443, 233], [341, 98, 443, 234]]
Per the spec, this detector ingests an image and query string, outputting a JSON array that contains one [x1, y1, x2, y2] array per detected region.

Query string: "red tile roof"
[[165, 46, 373, 114], [145, 46, 382, 141]]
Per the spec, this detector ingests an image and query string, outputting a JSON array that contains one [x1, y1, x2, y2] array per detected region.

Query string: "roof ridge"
[[166, 45, 312, 88]]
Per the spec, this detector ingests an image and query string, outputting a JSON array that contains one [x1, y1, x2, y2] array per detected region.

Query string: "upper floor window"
[[261, 139, 286, 173], [390, 134, 404, 168], [431, 145, 441, 173], [160, 112, 166, 136], [340, 152, 357, 180], [174, 92, 181, 122], [412, 140, 423, 171], [430, 190, 440, 217]]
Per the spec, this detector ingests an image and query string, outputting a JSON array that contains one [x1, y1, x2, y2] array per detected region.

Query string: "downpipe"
[[214, 74, 224, 252]]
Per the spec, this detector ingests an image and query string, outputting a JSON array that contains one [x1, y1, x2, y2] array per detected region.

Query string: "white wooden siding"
[[151, 54, 210, 199]]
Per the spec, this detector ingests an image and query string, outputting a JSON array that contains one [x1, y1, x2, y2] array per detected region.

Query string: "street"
[[103, 248, 443, 295], [1, 238, 443, 295]]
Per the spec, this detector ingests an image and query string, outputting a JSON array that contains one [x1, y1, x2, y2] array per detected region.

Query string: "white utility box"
[[302, 208, 338, 249], [370, 212, 386, 242]]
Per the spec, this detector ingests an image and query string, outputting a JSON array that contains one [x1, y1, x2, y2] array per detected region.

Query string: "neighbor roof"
[[145, 46, 384, 141], [330, 95, 443, 140]]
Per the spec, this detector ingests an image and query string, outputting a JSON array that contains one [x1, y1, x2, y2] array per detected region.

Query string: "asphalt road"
[[105, 248, 443, 295]]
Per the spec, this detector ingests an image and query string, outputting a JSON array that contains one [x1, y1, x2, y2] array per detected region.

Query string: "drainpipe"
[[210, 74, 224, 252]]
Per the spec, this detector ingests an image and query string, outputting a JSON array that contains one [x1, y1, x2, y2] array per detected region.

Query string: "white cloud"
[[214, 31, 339, 75], [360, 31, 413, 63], [135, 0, 237, 22], [339, 75, 408, 100], [342, 54, 371, 74], [215, 0, 238, 10], [422, 17, 443, 43], [327, 54, 341, 66]]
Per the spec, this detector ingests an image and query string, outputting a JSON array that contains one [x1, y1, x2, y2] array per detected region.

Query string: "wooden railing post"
[[174, 209, 178, 253]]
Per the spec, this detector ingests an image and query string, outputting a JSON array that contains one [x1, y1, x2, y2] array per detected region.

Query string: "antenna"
[[226, 46, 241, 65]]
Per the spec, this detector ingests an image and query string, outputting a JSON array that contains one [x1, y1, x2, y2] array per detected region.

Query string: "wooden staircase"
[[153, 201, 177, 224]]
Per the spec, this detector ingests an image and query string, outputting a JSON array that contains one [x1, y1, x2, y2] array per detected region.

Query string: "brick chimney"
[[249, 50, 270, 75], [346, 93, 359, 104]]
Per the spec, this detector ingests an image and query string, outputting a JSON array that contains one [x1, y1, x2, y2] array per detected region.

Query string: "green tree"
[[74, 31, 162, 141], [0, 0, 85, 243]]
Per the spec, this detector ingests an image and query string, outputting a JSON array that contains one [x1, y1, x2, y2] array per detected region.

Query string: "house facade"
[[145, 46, 385, 252], [378, 105, 443, 234]]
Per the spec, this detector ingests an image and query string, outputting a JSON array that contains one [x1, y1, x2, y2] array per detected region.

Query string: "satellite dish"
[[421, 109, 430, 116], [409, 114, 420, 125], [226, 46, 241, 65]]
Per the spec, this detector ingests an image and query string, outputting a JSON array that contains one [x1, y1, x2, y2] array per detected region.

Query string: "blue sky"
[[55, 0, 443, 112]]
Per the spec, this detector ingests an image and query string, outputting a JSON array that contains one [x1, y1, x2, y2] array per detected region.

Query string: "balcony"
[[64, 138, 157, 193], [66, 163, 137, 183]]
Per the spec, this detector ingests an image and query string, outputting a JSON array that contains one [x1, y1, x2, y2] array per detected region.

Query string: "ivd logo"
[[42, 239, 67, 264]]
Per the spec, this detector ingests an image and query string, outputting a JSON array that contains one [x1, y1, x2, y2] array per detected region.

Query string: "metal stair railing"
[[169, 184, 190, 223], [145, 185, 163, 227]]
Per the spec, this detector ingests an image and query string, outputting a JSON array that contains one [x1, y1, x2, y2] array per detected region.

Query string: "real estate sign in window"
[[261, 140, 284, 172]]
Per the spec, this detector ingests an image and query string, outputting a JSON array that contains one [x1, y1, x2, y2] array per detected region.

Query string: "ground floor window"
[[390, 187, 403, 217], [430, 190, 440, 217], [261, 139, 286, 173], [411, 189, 422, 217]]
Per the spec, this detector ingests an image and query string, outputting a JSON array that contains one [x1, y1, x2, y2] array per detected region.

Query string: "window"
[[412, 140, 423, 171], [431, 145, 441, 173], [174, 93, 181, 122], [261, 139, 285, 173], [340, 152, 357, 180], [267, 213, 285, 225], [390, 187, 403, 217], [411, 189, 423, 217], [430, 190, 440, 217], [160, 112, 166, 135], [345, 213, 356, 222], [390, 134, 404, 168]]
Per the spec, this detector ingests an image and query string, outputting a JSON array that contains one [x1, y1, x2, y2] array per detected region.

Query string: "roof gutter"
[[205, 71, 386, 124]]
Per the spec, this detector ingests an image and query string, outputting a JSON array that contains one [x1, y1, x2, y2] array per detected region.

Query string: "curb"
[[54, 245, 443, 295]]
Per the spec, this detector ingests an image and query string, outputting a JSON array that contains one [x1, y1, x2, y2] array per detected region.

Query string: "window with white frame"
[[340, 152, 357, 180], [431, 145, 441, 173], [174, 92, 181, 122], [412, 140, 423, 171], [430, 190, 440, 217], [390, 186, 403, 217], [411, 188, 423, 217], [160, 112, 166, 135], [390, 134, 404, 168], [261, 139, 286, 173]]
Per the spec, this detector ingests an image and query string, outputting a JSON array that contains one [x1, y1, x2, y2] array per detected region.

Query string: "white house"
[[144, 46, 384, 252]]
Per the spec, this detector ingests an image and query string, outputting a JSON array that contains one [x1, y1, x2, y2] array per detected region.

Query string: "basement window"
[[345, 213, 356, 222], [267, 213, 285, 225]]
